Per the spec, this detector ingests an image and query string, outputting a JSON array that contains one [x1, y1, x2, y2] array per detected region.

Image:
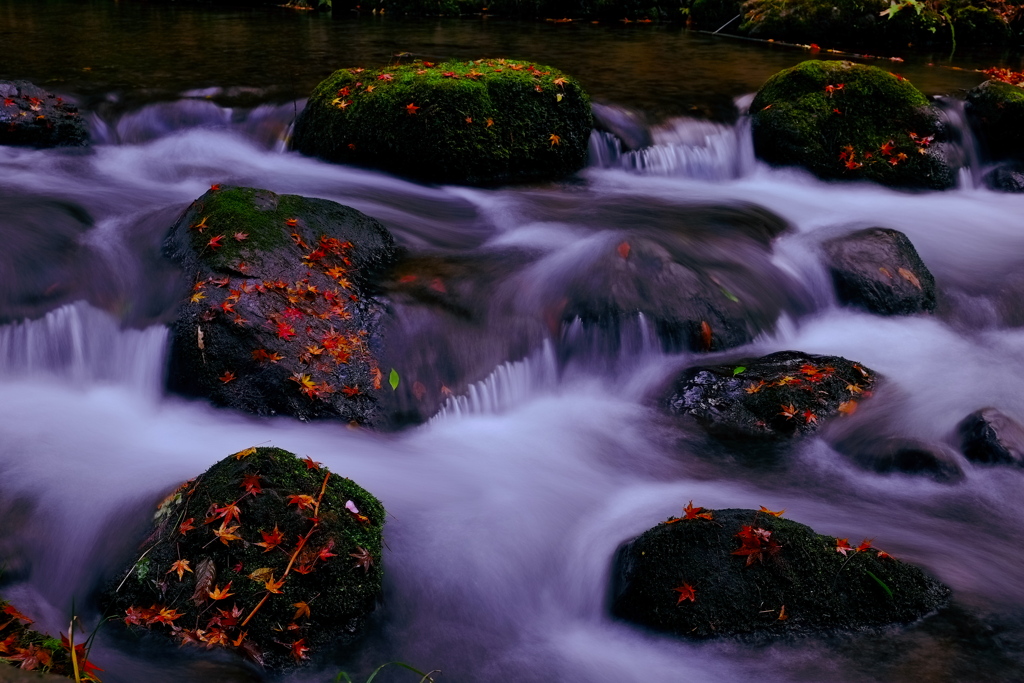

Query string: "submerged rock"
[[957, 407, 1024, 466], [0, 81, 88, 149], [102, 447, 384, 670], [966, 80, 1024, 163], [612, 507, 950, 639], [292, 59, 592, 185], [591, 103, 651, 151], [163, 186, 397, 425], [982, 163, 1024, 193], [749, 61, 954, 189], [666, 350, 875, 439], [838, 436, 964, 482], [823, 227, 936, 316]]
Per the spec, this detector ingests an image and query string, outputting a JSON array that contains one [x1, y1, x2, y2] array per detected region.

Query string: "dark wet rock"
[[102, 447, 383, 670], [750, 61, 954, 190], [966, 80, 1024, 163], [957, 407, 1024, 466], [591, 103, 651, 151], [0, 81, 87, 148], [163, 186, 397, 425], [611, 507, 950, 639], [666, 350, 875, 439], [551, 203, 806, 354], [823, 227, 936, 316], [981, 163, 1024, 193], [838, 435, 964, 482], [376, 249, 543, 425], [292, 59, 592, 186]]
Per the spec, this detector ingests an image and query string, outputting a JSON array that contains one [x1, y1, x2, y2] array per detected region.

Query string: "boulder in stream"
[[163, 186, 397, 425], [823, 227, 936, 316], [957, 407, 1024, 466], [612, 506, 950, 638], [102, 447, 384, 670], [666, 350, 876, 439], [0, 81, 88, 149], [965, 80, 1024, 163], [292, 59, 592, 185], [749, 61, 954, 190]]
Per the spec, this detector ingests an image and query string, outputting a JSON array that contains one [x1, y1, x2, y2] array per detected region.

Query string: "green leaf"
[[733, 366, 746, 375], [865, 570, 894, 598], [389, 368, 400, 391], [720, 288, 740, 303]]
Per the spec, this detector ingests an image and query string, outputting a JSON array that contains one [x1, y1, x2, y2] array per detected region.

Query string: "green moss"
[[103, 447, 384, 669], [749, 60, 954, 189], [613, 508, 950, 638], [966, 80, 1024, 162], [740, 0, 889, 45], [0, 597, 95, 680], [292, 59, 592, 185]]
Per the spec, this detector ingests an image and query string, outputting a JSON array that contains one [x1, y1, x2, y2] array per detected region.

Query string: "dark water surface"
[[0, 0, 994, 120], [2, 3, 1024, 683]]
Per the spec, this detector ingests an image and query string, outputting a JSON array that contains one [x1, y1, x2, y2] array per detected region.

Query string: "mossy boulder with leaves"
[[292, 59, 592, 185], [102, 447, 384, 670], [665, 350, 876, 439], [966, 79, 1024, 163], [749, 61, 954, 189], [0, 597, 101, 681], [163, 186, 398, 425], [612, 507, 950, 638]]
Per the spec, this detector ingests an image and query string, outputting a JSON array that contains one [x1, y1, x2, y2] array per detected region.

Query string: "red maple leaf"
[[255, 525, 285, 552], [673, 583, 696, 603], [682, 500, 714, 521], [240, 473, 263, 495], [207, 235, 224, 249]]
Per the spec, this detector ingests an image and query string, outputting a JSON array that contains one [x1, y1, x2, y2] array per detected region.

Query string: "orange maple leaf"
[[759, 506, 785, 517], [166, 559, 193, 580], [288, 494, 316, 511], [212, 523, 242, 545], [208, 582, 234, 600], [264, 574, 286, 594], [292, 602, 311, 620]]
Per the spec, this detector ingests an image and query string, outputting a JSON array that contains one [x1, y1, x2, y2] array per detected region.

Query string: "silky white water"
[[1, 93, 1023, 683]]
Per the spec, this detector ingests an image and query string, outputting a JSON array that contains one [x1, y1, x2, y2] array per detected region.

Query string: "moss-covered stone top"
[[613, 506, 950, 638], [749, 60, 953, 189], [965, 79, 1024, 162], [103, 447, 384, 669], [292, 59, 593, 185]]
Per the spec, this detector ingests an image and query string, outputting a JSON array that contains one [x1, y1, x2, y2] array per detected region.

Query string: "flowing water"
[[2, 2, 1024, 682]]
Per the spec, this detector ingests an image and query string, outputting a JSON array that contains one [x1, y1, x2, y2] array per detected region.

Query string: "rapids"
[[2, 5, 1024, 683]]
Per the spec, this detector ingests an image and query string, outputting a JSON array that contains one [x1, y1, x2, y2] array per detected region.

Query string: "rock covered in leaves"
[[823, 227, 936, 316], [0, 82, 88, 149], [749, 61, 954, 190], [292, 59, 592, 185], [102, 447, 384, 670], [666, 350, 875, 439], [965, 79, 1024, 163], [0, 598, 101, 681], [163, 186, 397, 424], [957, 407, 1024, 467], [611, 505, 950, 638]]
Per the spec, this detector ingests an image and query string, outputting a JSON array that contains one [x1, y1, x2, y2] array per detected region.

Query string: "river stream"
[[1, 2, 1023, 682]]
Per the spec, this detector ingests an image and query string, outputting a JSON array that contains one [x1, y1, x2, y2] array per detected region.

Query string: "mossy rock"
[[102, 447, 384, 670], [0, 598, 100, 681], [292, 59, 592, 185], [612, 507, 950, 638], [749, 61, 955, 189], [966, 80, 1024, 163], [163, 186, 397, 425], [665, 350, 876, 439], [740, 0, 887, 45]]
